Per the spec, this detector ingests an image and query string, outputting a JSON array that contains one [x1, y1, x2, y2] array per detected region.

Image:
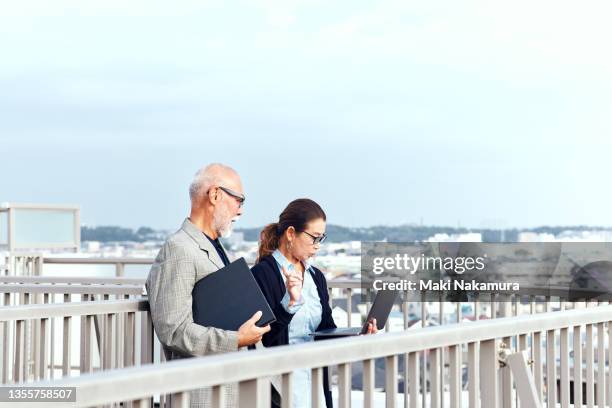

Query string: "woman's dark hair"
[[258, 198, 326, 262]]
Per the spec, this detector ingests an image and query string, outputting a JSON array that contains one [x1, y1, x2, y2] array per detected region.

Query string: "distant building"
[[84, 241, 101, 252], [518, 232, 556, 242], [519, 230, 612, 242], [426, 233, 482, 242], [223, 231, 244, 247]]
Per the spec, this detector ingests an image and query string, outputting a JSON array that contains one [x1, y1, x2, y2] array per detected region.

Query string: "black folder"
[[192, 257, 276, 330]]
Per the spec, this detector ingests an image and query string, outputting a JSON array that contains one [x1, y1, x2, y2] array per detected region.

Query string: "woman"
[[251, 198, 376, 408]]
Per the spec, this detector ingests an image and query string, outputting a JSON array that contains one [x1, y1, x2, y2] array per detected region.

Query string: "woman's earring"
[[287, 240, 293, 251]]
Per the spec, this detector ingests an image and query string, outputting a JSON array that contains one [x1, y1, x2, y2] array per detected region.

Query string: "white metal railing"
[[0, 300, 154, 386], [3, 254, 611, 407], [0, 284, 144, 298], [11, 304, 612, 408], [0, 273, 149, 385], [42, 256, 154, 277], [0, 275, 145, 285], [2, 254, 153, 278], [2, 253, 43, 278], [4, 253, 603, 327]]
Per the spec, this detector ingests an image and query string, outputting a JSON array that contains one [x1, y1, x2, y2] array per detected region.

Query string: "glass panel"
[[12, 208, 77, 248]]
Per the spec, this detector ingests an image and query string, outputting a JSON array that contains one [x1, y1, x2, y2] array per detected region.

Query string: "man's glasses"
[[217, 186, 245, 208], [302, 231, 327, 245]]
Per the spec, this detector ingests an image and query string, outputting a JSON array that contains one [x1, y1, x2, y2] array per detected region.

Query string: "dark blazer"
[[251, 254, 337, 408]]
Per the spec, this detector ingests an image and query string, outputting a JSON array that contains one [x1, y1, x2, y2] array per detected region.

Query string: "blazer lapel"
[[181, 218, 224, 269]]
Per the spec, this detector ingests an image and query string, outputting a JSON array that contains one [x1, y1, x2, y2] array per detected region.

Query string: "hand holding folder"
[[236, 310, 271, 347], [191, 258, 276, 346]]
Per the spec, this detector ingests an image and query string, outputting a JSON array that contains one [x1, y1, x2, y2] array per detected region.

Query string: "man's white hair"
[[189, 163, 238, 202]]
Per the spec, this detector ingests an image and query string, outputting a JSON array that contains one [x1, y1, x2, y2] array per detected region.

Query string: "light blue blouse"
[[272, 249, 326, 408]]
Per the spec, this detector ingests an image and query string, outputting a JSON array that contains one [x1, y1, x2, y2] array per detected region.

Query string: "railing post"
[[560, 327, 570, 408], [407, 351, 420, 408], [79, 294, 88, 374], [281, 373, 292, 408], [212, 385, 225, 408], [239, 378, 271, 408], [449, 345, 460, 408], [533, 331, 543, 400], [39, 316, 48, 380], [501, 339, 513, 408], [574, 325, 583, 408], [136, 307, 154, 408], [62, 293, 71, 377], [170, 391, 190, 408], [32, 271, 43, 381], [480, 339, 498, 408], [102, 313, 115, 371], [468, 342, 480, 408], [363, 358, 374, 408], [14, 319, 25, 383], [596, 322, 605, 407], [337, 363, 351, 408], [438, 300, 445, 408], [62, 315, 71, 377], [586, 324, 594, 407], [346, 288, 352, 327], [430, 348, 441, 408], [546, 330, 556, 408], [1, 293, 10, 383], [421, 292, 428, 408], [386, 355, 398, 408], [140, 310, 154, 365], [311, 367, 324, 408], [124, 311, 136, 369], [83, 315, 93, 374], [23, 291, 31, 381], [608, 321, 612, 408], [41, 292, 50, 380]]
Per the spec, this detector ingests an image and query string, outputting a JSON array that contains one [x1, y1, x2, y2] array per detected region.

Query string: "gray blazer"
[[146, 218, 240, 407]]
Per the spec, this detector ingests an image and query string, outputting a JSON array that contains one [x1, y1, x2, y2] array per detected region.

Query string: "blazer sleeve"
[[251, 263, 297, 345], [146, 252, 239, 356]]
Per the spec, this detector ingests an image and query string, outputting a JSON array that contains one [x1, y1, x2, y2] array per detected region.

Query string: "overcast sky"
[[2, 1, 612, 230]]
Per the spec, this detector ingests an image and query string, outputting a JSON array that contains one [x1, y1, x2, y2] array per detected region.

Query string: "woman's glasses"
[[302, 231, 327, 245]]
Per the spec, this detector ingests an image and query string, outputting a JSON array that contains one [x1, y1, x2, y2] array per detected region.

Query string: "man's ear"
[[208, 187, 218, 205]]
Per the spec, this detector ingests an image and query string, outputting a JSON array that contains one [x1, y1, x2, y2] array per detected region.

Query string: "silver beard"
[[213, 208, 238, 238]]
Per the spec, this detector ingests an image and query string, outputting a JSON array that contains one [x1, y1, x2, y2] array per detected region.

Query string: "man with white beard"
[[146, 163, 270, 408]]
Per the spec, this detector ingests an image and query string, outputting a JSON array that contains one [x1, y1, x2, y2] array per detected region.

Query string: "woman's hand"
[[282, 266, 303, 306], [365, 318, 378, 334]]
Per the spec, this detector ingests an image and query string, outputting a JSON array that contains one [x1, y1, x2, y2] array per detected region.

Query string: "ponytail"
[[257, 222, 280, 262]]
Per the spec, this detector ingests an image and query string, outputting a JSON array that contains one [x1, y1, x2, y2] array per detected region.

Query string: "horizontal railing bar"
[[0, 284, 143, 295], [0, 276, 145, 285], [0, 300, 149, 321], [19, 304, 612, 407], [326, 279, 362, 289], [43, 257, 154, 265], [1, 203, 80, 210]]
